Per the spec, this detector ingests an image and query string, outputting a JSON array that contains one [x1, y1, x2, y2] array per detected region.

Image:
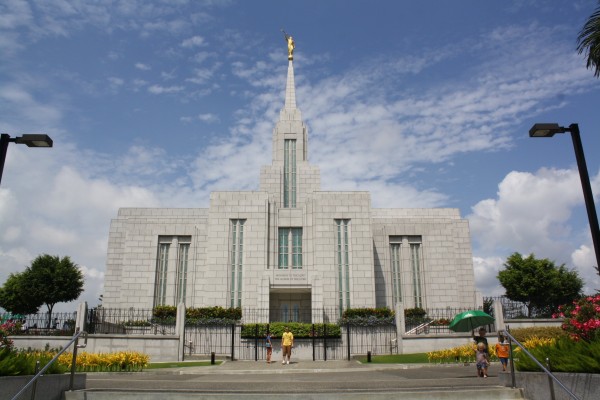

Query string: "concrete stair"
[[65, 387, 526, 400]]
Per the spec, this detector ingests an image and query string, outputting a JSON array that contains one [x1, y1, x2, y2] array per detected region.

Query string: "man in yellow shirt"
[[281, 326, 294, 365]]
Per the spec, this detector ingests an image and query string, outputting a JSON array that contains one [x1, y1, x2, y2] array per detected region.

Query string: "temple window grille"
[[154, 242, 169, 306], [278, 227, 302, 269], [390, 239, 402, 306], [283, 139, 297, 208], [410, 238, 423, 308], [175, 242, 190, 305], [335, 219, 351, 313], [230, 219, 245, 308]]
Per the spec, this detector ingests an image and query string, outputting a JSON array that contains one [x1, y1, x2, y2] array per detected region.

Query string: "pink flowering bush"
[[553, 294, 600, 342], [0, 321, 18, 350]]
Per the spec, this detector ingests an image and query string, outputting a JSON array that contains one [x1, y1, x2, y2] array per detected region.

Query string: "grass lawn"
[[146, 360, 222, 369], [356, 353, 429, 364]]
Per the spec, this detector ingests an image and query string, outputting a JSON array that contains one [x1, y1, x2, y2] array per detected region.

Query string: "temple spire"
[[284, 60, 297, 110]]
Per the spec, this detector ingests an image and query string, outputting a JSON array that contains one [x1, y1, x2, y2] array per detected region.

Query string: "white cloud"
[[469, 168, 586, 255], [135, 63, 151, 71], [473, 256, 506, 297], [148, 84, 184, 94], [468, 168, 600, 295], [181, 35, 206, 48], [198, 113, 219, 123]]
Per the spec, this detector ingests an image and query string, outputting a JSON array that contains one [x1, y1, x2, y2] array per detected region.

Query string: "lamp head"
[[14, 134, 53, 147], [529, 123, 565, 138]]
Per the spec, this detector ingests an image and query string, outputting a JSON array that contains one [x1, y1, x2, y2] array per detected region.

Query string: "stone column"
[[493, 300, 505, 332], [395, 302, 405, 354], [176, 302, 186, 361]]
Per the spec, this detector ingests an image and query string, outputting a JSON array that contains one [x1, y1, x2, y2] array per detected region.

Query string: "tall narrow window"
[[154, 243, 169, 306], [278, 228, 302, 269], [410, 241, 423, 308], [281, 304, 289, 322], [335, 219, 351, 313], [283, 139, 297, 208], [176, 242, 190, 304], [390, 241, 402, 305], [230, 220, 245, 308]]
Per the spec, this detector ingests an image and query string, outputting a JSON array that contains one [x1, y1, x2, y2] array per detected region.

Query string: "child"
[[473, 328, 489, 356], [265, 332, 272, 364], [476, 342, 489, 378], [495, 335, 510, 372]]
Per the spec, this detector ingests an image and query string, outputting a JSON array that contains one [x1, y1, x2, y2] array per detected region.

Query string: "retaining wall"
[[1, 374, 86, 400], [499, 371, 599, 400]]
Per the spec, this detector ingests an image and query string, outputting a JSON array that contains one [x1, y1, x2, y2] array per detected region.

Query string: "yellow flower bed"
[[428, 336, 556, 363], [513, 336, 556, 353], [428, 343, 498, 363], [58, 351, 150, 372]]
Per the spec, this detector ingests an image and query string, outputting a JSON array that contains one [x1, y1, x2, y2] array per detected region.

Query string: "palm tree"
[[577, 1, 600, 77]]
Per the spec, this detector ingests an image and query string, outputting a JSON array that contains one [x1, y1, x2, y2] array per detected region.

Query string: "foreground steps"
[[65, 387, 526, 400]]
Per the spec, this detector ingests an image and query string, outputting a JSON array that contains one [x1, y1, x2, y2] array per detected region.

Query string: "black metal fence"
[[85, 307, 176, 335], [182, 322, 397, 361], [0, 311, 76, 336]]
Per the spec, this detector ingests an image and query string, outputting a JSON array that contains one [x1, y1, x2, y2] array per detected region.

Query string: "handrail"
[[405, 321, 432, 335], [502, 328, 581, 400], [10, 329, 87, 400]]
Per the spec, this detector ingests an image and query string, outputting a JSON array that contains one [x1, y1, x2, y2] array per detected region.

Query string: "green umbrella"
[[448, 310, 494, 332]]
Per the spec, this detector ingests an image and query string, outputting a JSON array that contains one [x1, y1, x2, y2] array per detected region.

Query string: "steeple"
[[259, 33, 320, 205], [279, 60, 302, 122], [284, 60, 297, 110]]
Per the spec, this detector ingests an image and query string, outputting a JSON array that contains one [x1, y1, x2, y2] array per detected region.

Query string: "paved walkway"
[[84, 360, 508, 394]]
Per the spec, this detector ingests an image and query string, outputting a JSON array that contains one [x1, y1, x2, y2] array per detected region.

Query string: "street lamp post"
[[0, 133, 53, 186], [529, 123, 600, 276]]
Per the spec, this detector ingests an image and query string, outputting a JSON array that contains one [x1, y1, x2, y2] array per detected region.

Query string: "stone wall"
[[499, 371, 599, 400]]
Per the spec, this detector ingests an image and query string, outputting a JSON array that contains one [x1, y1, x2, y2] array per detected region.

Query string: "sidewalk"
[[164, 358, 481, 375]]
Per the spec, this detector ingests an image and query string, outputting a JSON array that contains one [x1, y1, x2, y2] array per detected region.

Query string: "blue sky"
[[1, 0, 599, 311]]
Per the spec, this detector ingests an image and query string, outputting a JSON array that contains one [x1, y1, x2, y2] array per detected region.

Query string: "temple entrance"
[[269, 288, 311, 323]]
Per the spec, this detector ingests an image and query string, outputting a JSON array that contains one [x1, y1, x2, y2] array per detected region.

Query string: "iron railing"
[[85, 308, 176, 335], [503, 328, 581, 400], [1, 311, 77, 336], [405, 306, 496, 334]]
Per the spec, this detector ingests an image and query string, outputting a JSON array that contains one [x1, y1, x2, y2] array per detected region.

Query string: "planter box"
[[1, 373, 86, 400]]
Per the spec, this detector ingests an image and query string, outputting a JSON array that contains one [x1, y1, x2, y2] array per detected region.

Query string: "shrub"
[[0, 349, 68, 376], [509, 327, 567, 343], [340, 308, 395, 326], [554, 294, 600, 342], [404, 308, 426, 318], [0, 321, 17, 350], [241, 322, 341, 338], [515, 336, 600, 373], [151, 306, 242, 325], [152, 305, 176, 320]]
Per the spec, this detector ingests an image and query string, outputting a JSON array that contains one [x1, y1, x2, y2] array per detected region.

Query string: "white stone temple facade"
[[102, 58, 479, 321]]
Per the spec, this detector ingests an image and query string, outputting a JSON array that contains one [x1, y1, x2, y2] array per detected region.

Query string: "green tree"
[[577, 0, 600, 77], [0, 255, 84, 327], [497, 253, 583, 317], [0, 273, 40, 315]]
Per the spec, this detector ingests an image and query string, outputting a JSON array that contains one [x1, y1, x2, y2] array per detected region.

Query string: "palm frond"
[[577, 2, 600, 77]]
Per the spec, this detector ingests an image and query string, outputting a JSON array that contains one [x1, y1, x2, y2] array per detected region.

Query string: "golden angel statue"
[[281, 29, 295, 60]]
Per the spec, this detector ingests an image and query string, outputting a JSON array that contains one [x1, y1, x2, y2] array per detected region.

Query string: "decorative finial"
[[281, 29, 295, 60]]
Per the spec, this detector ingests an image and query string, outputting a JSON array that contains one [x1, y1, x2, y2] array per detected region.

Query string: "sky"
[[1, 0, 600, 312]]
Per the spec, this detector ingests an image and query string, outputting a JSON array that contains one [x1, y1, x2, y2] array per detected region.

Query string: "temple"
[[102, 54, 479, 321]]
